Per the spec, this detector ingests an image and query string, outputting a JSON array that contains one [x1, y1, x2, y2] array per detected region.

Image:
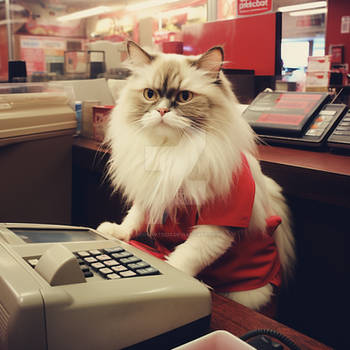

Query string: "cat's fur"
[[97, 41, 295, 311]]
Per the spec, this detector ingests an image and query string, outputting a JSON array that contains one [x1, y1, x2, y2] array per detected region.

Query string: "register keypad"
[[75, 246, 161, 280]]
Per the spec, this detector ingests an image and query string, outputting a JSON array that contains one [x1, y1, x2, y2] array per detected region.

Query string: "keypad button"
[[91, 262, 105, 269], [119, 270, 137, 278], [111, 251, 133, 260], [96, 254, 111, 261], [103, 247, 125, 254], [319, 109, 336, 116], [136, 267, 160, 276], [84, 270, 94, 278], [84, 256, 98, 264], [77, 251, 90, 258], [89, 249, 102, 256], [337, 126, 350, 131], [76, 258, 84, 265], [80, 264, 90, 272], [128, 261, 150, 270], [107, 273, 121, 280], [111, 265, 128, 273], [120, 256, 141, 264], [306, 129, 323, 136], [104, 259, 119, 267], [99, 267, 114, 276]]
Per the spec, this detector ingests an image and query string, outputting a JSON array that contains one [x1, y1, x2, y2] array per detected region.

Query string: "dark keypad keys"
[[103, 247, 124, 254], [127, 261, 150, 270], [74, 246, 161, 280], [84, 270, 94, 278], [136, 267, 160, 276], [80, 265, 90, 272], [119, 256, 141, 264], [111, 251, 133, 260]]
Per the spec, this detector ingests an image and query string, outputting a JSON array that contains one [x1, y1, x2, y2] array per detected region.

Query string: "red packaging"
[[93, 105, 114, 142]]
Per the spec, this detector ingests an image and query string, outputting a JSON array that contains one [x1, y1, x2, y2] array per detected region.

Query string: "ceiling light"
[[57, 6, 112, 22], [126, 0, 180, 12], [289, 8, 327, 16], [160, 8, 187, 18], [278, 1, 326, 13]]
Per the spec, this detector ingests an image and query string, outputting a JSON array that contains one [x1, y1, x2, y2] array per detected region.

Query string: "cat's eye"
[[177, 90, 193, 103], [143, 88, 158, 101]]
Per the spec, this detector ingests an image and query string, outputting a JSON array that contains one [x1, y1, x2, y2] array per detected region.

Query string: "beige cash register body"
[[0, 223, 211, 350]]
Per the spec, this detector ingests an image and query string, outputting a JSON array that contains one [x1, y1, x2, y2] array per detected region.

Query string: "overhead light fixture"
[[57, 6, 112, 22], [289, 8, 327, 16], [278, 1, 326, 13], [126, 0, 180, 12], [160, 8, 187, 18]]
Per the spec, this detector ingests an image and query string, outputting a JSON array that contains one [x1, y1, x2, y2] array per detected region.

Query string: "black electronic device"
[[327, 109, 350, 150], [242, 91, 348, 148]]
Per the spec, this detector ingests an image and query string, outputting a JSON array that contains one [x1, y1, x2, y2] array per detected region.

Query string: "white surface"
[[50, 78, 115, 105], [173, 330, 255, 350]]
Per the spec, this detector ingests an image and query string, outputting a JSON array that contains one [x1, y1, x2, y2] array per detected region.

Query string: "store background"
[[0, 0, 348, 88]]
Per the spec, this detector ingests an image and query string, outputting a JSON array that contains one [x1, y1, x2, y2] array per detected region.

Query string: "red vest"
[[130, 155, 282, 292]]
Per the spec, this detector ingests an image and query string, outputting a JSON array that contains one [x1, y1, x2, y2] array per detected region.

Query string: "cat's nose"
[[157, 108, 169, 117]]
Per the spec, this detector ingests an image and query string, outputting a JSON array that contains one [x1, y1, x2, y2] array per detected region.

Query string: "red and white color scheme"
[[237, 0, 272, 17]]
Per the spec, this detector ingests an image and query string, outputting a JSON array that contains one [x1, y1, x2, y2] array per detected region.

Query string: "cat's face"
[[123, 42, 225, 142]]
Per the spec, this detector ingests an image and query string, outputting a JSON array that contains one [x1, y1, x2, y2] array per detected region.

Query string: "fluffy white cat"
[[97, 41, 295, 311]]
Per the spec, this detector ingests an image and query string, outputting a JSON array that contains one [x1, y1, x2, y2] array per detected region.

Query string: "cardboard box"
[[307, 56, 331, 72], [305, 71, 330, 89]]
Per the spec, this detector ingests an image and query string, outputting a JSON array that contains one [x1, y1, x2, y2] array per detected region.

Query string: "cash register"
[[0, 223, 211, 350]]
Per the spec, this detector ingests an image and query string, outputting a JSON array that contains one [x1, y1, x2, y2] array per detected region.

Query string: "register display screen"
[[12, 228, 104, 243], [243, 91, 329, 136]]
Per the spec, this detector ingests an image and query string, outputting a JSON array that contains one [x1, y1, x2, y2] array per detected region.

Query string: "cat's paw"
[[96, 222, 131, 241], [166, 255, 196, 276]]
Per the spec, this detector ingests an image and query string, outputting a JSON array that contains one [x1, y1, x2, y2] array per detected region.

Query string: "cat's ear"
[[127, 41, 153, 66], [196, 46, 224, 75]]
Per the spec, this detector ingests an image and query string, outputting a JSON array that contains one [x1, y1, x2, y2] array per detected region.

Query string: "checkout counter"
[[0, 84, 76, 224], [0, 80, 347, 349], [71, 85, 349, 350]]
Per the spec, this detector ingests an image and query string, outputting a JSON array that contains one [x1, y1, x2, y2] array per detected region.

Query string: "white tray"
[[173, 330, 255, 349]]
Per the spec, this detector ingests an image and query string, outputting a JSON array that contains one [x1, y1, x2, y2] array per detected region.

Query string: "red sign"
[[182, 13, 279, 75], [237, 0, 272, 17]]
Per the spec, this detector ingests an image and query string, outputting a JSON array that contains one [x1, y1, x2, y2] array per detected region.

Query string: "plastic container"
[[92, 105, 114, 142], [75, 101, 82, 135], [173, 330, 255, 350]]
